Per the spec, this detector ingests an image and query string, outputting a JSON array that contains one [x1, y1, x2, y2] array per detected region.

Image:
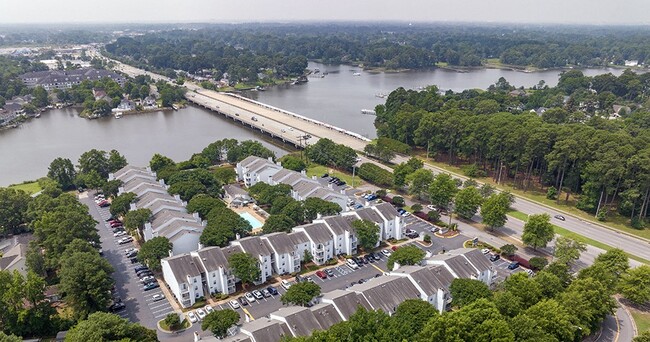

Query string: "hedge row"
[[357, 163, 393, 187]]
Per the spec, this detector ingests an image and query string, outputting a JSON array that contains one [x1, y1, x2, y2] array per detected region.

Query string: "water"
[[239, 212, 263, 230], [245, 62, 625, 139], [0, 106, 288, 186], [1, 64, 624, 186]]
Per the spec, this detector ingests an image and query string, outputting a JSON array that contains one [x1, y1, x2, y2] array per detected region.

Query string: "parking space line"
[[155, 311, 175, 319], [242, 307, 255, 321], [370, 264, 385, 273]]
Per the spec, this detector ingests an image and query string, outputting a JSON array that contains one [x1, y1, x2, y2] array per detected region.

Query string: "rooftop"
[[195, 246, 230, 271], [321, 289, 372, 320], [164, 254, 201, 282], [372, 202, 399, 220], [297, 222, 333, 244], [234, 236, 272, 257], [348, 276, 420, 314]]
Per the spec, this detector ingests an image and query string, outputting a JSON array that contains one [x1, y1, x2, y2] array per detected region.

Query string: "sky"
[[0, 0, 649, 25]]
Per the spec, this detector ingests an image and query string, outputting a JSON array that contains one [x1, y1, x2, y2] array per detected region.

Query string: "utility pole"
[[352, 165, 357, 188]]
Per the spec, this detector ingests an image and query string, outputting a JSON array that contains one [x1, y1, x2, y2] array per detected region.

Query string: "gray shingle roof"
[[235, 236, 272, 257], [147, 200, 186, 216], [287, 231, 309, 245], [355, 207, 384, 225], [309, 303, 343, 330], [298, 222, 333, 244], [221, 245, 244, 258], [323, 216, 356, 235], [113, 165, 151, 180], [293, 180, 321, 198], [224, 184, 250, 198], [270, 169, 294, 183], [264, 233, 298, 254], [373, 202, 399, 220], [349, 276, 420, 314], [241, 318, 291, 342], [164, 254, 201, 283], [151, 210, 197, 230], [454, 248, 493, 273], [271, 306, 323, 337], [428, 253, 478, 279], [392, 265, 455, 295], [195, 246, 230, 271], [321, 289, 372, 320], [136, 192, 181, 209]]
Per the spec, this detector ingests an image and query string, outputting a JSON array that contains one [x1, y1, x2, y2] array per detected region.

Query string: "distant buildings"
[[20, 68, 126, 91]]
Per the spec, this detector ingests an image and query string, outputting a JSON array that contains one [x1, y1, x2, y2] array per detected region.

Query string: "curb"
[[618, 298, 638, 338]]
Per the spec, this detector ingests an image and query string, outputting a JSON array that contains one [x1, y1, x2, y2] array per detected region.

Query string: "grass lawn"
[[305, 164, 364, 187], [508, 210, 649, 264], [417, 156, 650, 241], [8, 181, 42, 194], [631, 309, 650, 334]]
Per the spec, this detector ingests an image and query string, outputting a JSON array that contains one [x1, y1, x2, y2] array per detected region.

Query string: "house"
[[161, 254, 204, 308], [92, 88, 107, 101], [144, 214, 204, 255], [508, 89, 527, 97], [110, 165, 156, 182], [115, 99, 135, 111], [371, 202, 404, 240], [143, 96, 157, 107], [231, 236, 274, 284], [192, 246, 236, 296], [261, 232, 310, 275], [291, 222, 334, 265], [320, 289, 372, 320], [45, 285, 61, 303], [240, 318, 291, 342], [346, 276, 420, 315], [611, 105, 631, 119], [224, 184, 253, 206], [236, 156, 282, 187], [0, 102, 24, 125], [0, 243, 28, 276], [425, 248, 495, 285], [320, 215, 358, 256], [389, 265, 455, 313], [342, 208, 383, 247], [625, 60, 639, 67], [20, 68, 125, 90]]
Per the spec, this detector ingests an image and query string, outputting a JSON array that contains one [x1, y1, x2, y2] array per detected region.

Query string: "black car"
[[134, 265, 148, 272], [137, 270, 153, 278], [129, 257, 139, 264], [321, 173, 329, 178], [126, 251, 138, 258], [373, 253, 382, 261], [295, 275, 304, 283], [239, 297, 248, 306], [109, 302, 125, 312], [364, 255, 375, 263], [489, 254, 500, 262], [358, 279, 366, 284]]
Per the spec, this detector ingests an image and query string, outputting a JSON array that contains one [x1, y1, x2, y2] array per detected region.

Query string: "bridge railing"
[[224, 93, 372, 143]]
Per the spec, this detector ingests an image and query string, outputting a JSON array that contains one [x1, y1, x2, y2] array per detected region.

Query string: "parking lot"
[[81, 192, 175, 330]]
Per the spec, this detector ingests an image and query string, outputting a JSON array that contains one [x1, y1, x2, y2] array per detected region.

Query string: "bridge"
[[109, 59, 370, 150]]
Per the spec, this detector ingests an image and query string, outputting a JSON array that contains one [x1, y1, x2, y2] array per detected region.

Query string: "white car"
[[281, 279, 292, 290], [152, 294, 164, 302], [187, 311, 198, 323], [124, 248, 137, 255], [204, 305, 214, 313], [381, 249, 392, 257], [252, 290, 263, 300], [114, 231, 127, 237], [229, 300, 240, 309], [426, 205, 437, 211], [196, 308, 207, 320], [481, 248, 490, 255], [140, 275, 155, 283], [526, 269, 535, 277], [346, 259, 359, 269], [245, 292, 256, 302]]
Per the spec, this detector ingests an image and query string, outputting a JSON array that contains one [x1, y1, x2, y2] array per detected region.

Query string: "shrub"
[[462, 164, 486, 178], [392, 196, 405, 207], [357, 163, 394, 187], [500, 244, 518, 257], [423, 234, 432, 244], [427, 210, 441, 222], [529, 256, 549, 270], [546, 186, 558, 200]]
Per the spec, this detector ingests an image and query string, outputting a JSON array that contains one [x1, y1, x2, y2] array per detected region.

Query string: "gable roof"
[[449, 248, 493, 273], [151, 210, 197, 230], [309, 303, 343, 330], [164, 254, 201, 283], [354, 207, 384, 225], [264, 233, 299, 254], [392, 265, 455, 295], [241, 318, 291, 342], [136, 191, 181, 209], [297, 222, 333, 244], [271, 306, 323, 337], [373, 202, 399, 220], [349, 276, 420, 314], [235, 236, 272, 257], [0, 243, 27, 271], [195, 246, 230, 271], [322, 215, 356, 235], [428, 253, 478, 279], [321, 289, 372, 320]]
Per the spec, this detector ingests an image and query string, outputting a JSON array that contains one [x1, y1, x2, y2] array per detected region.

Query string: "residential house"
[[192, 246, 236, 296], [320, 289, 372, 320], [346, 276, 420, 315], [320, 215, 358, 256], [110, 165, 156, 183], [161, 254, 204, 308], [236, 156, 282, 187], [371, 202, 404, 240], [20, 68, 125, 90], [425, 248, 495, 285], [0, 243, 28, 276], [292, 222, 334, 265], [115, 99, 135, 111], [261, 232, 310, 275], [223, 184, 253, 206], [231, 236, 274, 284], [389, 265, 455, 313]]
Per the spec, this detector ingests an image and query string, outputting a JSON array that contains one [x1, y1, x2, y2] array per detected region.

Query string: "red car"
[[391, 246, 399, 252], [315, 270, 327, 279], [110, 222, 123, 228]]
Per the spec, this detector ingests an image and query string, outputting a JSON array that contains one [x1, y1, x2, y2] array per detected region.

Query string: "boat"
[[361, 109, 376, 115], [314, 68, 320, 74], [34, 113, 41, 118], [375, 93, 387, 98], [352, 72, 361, 76], [172, 104, 179, 110], [114, 112, 123, 119]]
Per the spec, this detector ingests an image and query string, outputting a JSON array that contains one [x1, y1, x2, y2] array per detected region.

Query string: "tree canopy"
[[280, 281, 321, 307], [137, 236, 172, 271]]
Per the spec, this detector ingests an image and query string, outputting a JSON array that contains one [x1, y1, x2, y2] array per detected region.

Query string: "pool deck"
[[231, 205, 267, 234]]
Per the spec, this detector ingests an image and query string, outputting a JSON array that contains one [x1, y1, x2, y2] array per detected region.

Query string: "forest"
[[374, 70, 650, 228]]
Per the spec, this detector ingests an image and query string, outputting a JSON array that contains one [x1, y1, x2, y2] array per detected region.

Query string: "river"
[[0, 107, 288, 186], [0, 64, 624, 186], [244, 62, 625, 139]]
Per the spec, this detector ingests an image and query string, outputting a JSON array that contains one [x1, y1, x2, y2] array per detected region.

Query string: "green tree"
[[101, 179, 122, 198], [65, 312, 157, 342], [137, 237, 172, 271], [454, 186, 483, 219], [228, 252, 261, 287], [480, 193, 510, 230], [281, 155, 307, 171], [529, 257, 549, 271], [352, 219, 380, 251], [107, 150, 127, 173], [187, 194, 225, 219], [31, 86, 49, 107], [449, 278, 493, 307], [620, 265, 650, 305], [554, 236, 587, 265], [109, 192, 136, 217], [78, 149, 109, 178], [280, 281, 321, 306], [149, 153, 176, 172], [559, 277, 617, 337], [168, 180, 207, 201], [510, 299, 575, 342], [213, 167, 237, 184], [387, 245, 425, 270], [392, 196, 405, 207], [406, 169, 434, 200], [163, 313, 181, 330], [0, 187, 31, 236], [428, 173, 458, 209], [47, 157, 77, 190], [303, 197, 342, 221], [0, 332, 22, 342], [411, 203, 423, 213], [123, 208, 151, 233], [634, 330, 650, 342], [59, 250, 114, 319], [500, 244, 518, 257], [391, 300, 438, 340], [202, 309, 240, 338], [262, 214, 295, 234], [75, 170, 106, 189], [522, 213, 555, 249]]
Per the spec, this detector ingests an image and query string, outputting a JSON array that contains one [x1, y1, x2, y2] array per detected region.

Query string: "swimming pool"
[[239, 212, 263, 230]]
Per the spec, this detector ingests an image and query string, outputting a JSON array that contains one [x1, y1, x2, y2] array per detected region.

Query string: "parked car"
[[114, 230, 127, 237], [526, 269, 535, 277], [205, 305, 214, 313], [305, 276, 315, 283], [134, 265, 148, 272], [357, 256, 367, 265], [124, 248, 137, 254], [110, 221, 123, 227], [346, 259, 359, 269], [262, 289, 271, 298], [554, 215, 566, 221], [430, 227, 440, 233], [238, 297, 248, 306], [381, 249, 392, 257], [129, 257, 139, 264], [118, 237, 133, 244], [126, 250, 138, 258], [152, 294, 164, 302], [98, 201, 110, 208], [391, 246, 399, 251], [196, 308, 207, 320], [507, 262, 520, 270], [137, 270, 153, 278], [316, 270, 327, 279], [109, 302, 125, 312], [325, 269, 335, 277], [252, 290, 263, 300], [364, 254, 375, 263], [187, 311, 198, 323], [481, 248, 491, 254], [140, 275, 155, 283], [245, 292, 256, 302], [267, 286, 279, 296], [321, 173, 329, 178], [489, 254, 501, 262], [229, 300, 240, 309], [372, 253, 382, 261], [426, 205, 437, 211], [143, 282, 159, 291], [354, 204, 363, 209]]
